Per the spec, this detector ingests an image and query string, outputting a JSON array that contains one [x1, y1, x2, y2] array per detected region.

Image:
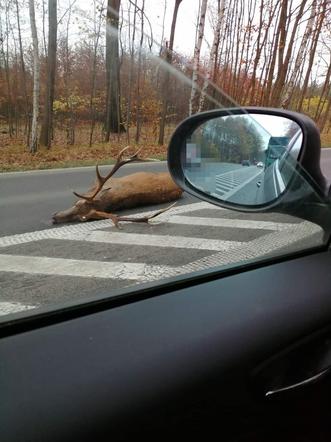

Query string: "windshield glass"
[[1, 0, 331, 322]]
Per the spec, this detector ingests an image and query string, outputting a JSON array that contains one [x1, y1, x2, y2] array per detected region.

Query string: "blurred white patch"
[[0, 302, 36, 316]]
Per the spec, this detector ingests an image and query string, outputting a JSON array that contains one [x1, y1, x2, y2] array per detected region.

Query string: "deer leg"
[[79, 210, 122, 227], [116, 202, 177, 224], [79, 203, 177, 228]]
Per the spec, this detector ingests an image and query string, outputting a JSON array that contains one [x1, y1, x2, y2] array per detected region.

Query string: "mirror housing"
[[168, 107, 329, 212]]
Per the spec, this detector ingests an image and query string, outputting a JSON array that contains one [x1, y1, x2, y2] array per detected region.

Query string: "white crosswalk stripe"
[[0, 202, 220, 248], [214, 167, 261, 197], [0, 201, 323, 317], [59, 230, 243, 251], [215, 175, 243, 195], [0, 302, 36, 317], [0, 254, 169, 281], [167, 215, 293, 231]]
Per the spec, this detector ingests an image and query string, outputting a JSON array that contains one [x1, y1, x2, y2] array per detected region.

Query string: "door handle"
[[265, 365, 331, 399]]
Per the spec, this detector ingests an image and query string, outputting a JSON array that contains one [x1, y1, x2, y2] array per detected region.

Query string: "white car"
[[257, 161, 264, 168]]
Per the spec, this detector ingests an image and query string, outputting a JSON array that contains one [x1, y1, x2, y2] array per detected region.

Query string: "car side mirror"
[[168, 107, 329, 212]]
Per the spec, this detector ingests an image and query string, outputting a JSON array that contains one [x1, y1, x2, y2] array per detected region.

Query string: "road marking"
[[163, 220, 323, 278], [0, 301, 36, 316], [0, 254, 170, 282], [215, 167, 260, 197], [167, 215, 294, 231], [0, 202, 218, 247], [274, 159, 286, 193], [222, 169, 262, 200], [0, 219, 322, 284], [60, 230, 243, 251]]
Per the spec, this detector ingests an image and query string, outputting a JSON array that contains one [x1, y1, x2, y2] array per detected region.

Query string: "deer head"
[[52, 146, 141, 224], [52, 199, 96, 224]]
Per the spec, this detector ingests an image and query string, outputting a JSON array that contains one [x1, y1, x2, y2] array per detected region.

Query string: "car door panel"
[[1, 248, 331, 441]]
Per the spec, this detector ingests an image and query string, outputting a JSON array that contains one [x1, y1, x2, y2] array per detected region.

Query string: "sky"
[[145, 0, 199, 54], [57, 0, 211, 58], [5, 0, 212, 67], [137, 0, 213, 55]]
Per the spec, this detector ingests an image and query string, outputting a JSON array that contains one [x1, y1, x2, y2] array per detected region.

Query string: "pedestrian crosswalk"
[[215, 167, 261, 197], [59, 230, 243, 251], [0, 201, 323, 317], [215, 173, 243, 195]]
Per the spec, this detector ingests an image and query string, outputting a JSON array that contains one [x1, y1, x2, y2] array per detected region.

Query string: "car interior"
[[1, 107, 331, 442]]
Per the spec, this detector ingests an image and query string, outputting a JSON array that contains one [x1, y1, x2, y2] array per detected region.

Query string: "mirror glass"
[[183, 113, 303, 206]]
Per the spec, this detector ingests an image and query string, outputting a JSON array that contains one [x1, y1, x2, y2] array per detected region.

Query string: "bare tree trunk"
[[315, 60, 331, 122], [159, 0, 167, 57], [39, 0, 57, 148], [271, 0, 307, 106], [220, 0, 232, 92], [89, 0, 104, 147], [15, 0, 30, 138], [230, 0, 247, 101], [198, 0, 226, 112], [135, 0, 145, 143], [41, 0, 47, 56], [246, 0, 279, 105], [297, 0, 327, 112], [0, 3, 14, 137], [156, 1, 167, 91], [9, 14, 21, 137], [104, 0, 123, 140], [189, 0, 208, 116], [212, 0, 222, 85], [281, 0, 316, 108], [270, 0, 307, 107], [238, 0, 256, 104], [64, 3, 75, 146], [28, 0, 40, 154], [262, 3, 281, 106], [319, 89, 331, 133], [126, 0, 137, 143], [158, 0, 182, 145]]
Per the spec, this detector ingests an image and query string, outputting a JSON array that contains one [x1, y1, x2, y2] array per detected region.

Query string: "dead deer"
[[52, 146, 183, 227]]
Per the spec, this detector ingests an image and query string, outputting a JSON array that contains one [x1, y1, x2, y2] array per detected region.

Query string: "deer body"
[[52, 147, 183, 225], [52, 169, 183, 224], [94, 171, 182, 211]]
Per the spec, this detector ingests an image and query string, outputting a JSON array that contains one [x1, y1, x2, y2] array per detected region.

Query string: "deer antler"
[[73, 146, 142, 201]]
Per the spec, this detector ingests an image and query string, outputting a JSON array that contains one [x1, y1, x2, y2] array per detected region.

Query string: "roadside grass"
[[1, 121, 330, 172], [0, 123, 169, 172], [0, 144, 167, 172]]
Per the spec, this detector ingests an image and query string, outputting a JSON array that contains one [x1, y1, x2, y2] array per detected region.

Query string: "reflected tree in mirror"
[[183, 113, 303, 206]]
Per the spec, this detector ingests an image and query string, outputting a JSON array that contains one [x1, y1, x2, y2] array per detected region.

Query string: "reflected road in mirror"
[[183, 113, 303, 206]]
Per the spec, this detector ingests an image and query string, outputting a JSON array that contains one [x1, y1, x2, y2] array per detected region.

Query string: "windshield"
[[1, 0, 331, 322]]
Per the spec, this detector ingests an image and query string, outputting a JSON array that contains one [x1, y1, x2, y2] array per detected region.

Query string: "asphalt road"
[[1, 151, 330, 317], [320, 148, 331, 179], [1, 149, 331, 237], [0, 161, 198, 236]]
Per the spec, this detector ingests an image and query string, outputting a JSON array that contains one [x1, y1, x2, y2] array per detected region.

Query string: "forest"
[[0, 0, 331, 170]]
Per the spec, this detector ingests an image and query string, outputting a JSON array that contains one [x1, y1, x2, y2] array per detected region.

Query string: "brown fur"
[[52, 171, 183, 224]]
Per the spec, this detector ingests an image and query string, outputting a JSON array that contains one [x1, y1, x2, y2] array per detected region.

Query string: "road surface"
[[0, 149, 330, 318], [321, 148, 331, 179], [0, 161, 178, 236]]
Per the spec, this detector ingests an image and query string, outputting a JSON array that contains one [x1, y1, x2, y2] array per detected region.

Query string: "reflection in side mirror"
[[182, 113, 303, 206]]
